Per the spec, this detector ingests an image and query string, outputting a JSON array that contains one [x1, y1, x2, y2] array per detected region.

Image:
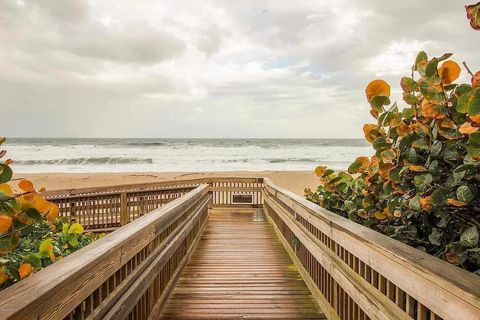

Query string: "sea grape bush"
[[305, 52, 480, 273], [0, 138, 94, 289]]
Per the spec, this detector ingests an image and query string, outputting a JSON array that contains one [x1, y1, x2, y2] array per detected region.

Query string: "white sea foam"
[[5, 138, 372, 173]]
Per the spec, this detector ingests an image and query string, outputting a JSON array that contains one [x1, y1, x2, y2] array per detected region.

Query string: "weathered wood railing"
[[43, 177, 263, 231], [0, 184, 210, 319], [262, 178, 480, 320]]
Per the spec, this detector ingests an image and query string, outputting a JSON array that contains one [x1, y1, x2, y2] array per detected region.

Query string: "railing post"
[[120, 192, 128, 226]]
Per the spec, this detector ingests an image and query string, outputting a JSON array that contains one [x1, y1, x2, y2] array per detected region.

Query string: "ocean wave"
[[15, 157, 154, 165], [126, 142, 165, 146], [268, 158, 319, 163]]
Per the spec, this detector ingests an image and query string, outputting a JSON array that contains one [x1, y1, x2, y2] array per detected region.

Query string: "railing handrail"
[[263, 178, 480, 320], [0, 184, 210, 319], [41, 177, 264, 198]]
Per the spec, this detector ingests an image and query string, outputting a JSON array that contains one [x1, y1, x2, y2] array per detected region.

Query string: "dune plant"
[[0, 138, 94, 289], [306, 52, 480, 273]]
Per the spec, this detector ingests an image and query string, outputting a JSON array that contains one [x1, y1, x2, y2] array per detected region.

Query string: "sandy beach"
[[13, 170, 320, 196]]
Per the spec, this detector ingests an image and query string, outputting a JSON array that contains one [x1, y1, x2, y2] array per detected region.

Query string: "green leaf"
[[415, 51, 428, 76], [402, 107, 415, 119], [425, 58, 439, 78], [419, 81, 444, 102], [431, 188, 448, 205], [456, 185, 475, 203], [456, 93, 471, 113], [0, 164, 12, 184], [23, 254, 41, 269], [414, 174, 433, 190], [455, 84, 472, 96], [348, 160, 362, 174], [429, 228, 443, 246], [402, 93, 420, 105], [25, 208, 42, 220], [371, 96, 390, 112], [38, 238, 53, 257], [460, 226, 479, 247], [430, 141, 442, 157], [409, 196, 421, 211], [467, 89, 480, 116], [438, 53, 453, 62], [400, 77, 418, 92], [68, 223, 84, 234]]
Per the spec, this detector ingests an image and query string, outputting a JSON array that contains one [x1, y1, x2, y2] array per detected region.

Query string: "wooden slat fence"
[[43, 178, 263, 231], [262, 178, 480, 320], [0, 184, 210, 320]]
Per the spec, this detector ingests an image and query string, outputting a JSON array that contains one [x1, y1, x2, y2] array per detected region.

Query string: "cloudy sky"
[[0, 0, 479, 138]]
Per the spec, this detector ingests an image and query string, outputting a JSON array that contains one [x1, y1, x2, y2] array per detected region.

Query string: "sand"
[[12, 171, 320, 196]]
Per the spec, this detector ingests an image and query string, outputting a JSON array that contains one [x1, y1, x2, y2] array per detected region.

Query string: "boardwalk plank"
[[160, 208, 325, 320]]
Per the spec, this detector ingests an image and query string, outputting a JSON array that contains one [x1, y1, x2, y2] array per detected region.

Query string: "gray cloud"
[[0, 0, 479, 138]]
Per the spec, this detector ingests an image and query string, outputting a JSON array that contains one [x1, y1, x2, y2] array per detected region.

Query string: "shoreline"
[[13, 170, 319, 196]]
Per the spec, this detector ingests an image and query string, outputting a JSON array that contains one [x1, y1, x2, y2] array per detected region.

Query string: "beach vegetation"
[[306, 52, 480, 273], [0, 138, 95, 289]]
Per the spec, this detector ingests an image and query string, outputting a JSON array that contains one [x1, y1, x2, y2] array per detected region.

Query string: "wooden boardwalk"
[[160, 208, 325, 319]]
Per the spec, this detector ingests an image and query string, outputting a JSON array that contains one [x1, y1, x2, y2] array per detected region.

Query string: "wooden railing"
[[262, 178, 480, 320], [0, 184, 210, 320], [45, 186, 196, 232], [43, 177, 263, 231]]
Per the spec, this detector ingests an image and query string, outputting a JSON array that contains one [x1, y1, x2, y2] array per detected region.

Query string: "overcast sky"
[[0, 0, 479, 138]]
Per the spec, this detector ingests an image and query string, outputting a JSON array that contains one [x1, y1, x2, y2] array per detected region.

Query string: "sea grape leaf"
[[456, 185, 475, 203], [467, 88, 480, 115], [460, 226, 479, 247], [438, 60, 461, 84], [466, 2, 480, 30], [0, 164, 12, 184], [431, 188, 448, 205]]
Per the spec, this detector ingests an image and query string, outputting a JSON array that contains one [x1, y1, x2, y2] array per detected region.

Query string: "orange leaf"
[[18, 180, 36, 193], [374, 211, 387, 220], [438, 118, 455, 128], [438, 61, 461, 85], [365, 79, 391, 102], [447, 198, 466, 207], [368, 156, 379, 174], [419, 196, 432, 211], [470, 114, 480, 124], [459, 122, 479, 134], [396, 122, 411, 137], [0, 183, 13, 196], [363, 124, 380, 143], [421, 100, 444, 119], [407, 164, 427, 172], [0, 215, 12, 233], [46, 202, 59, 222], [355, 156, 370, 173], [446, 250, 459, 264], [315, 166, 326, 177], [378, 162, 393, 180], [0, 270, 9, 285], [472, 71, 480, 89], [18, 263, 33, 279]]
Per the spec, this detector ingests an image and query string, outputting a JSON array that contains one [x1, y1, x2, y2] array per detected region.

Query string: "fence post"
[[120, 192, 128, 226]]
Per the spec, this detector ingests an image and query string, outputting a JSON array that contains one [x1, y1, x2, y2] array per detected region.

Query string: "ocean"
[[5, 138, 372, 173]]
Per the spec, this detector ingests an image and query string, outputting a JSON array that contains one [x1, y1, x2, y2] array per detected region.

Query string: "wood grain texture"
[[160, 208, 326, 320]]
